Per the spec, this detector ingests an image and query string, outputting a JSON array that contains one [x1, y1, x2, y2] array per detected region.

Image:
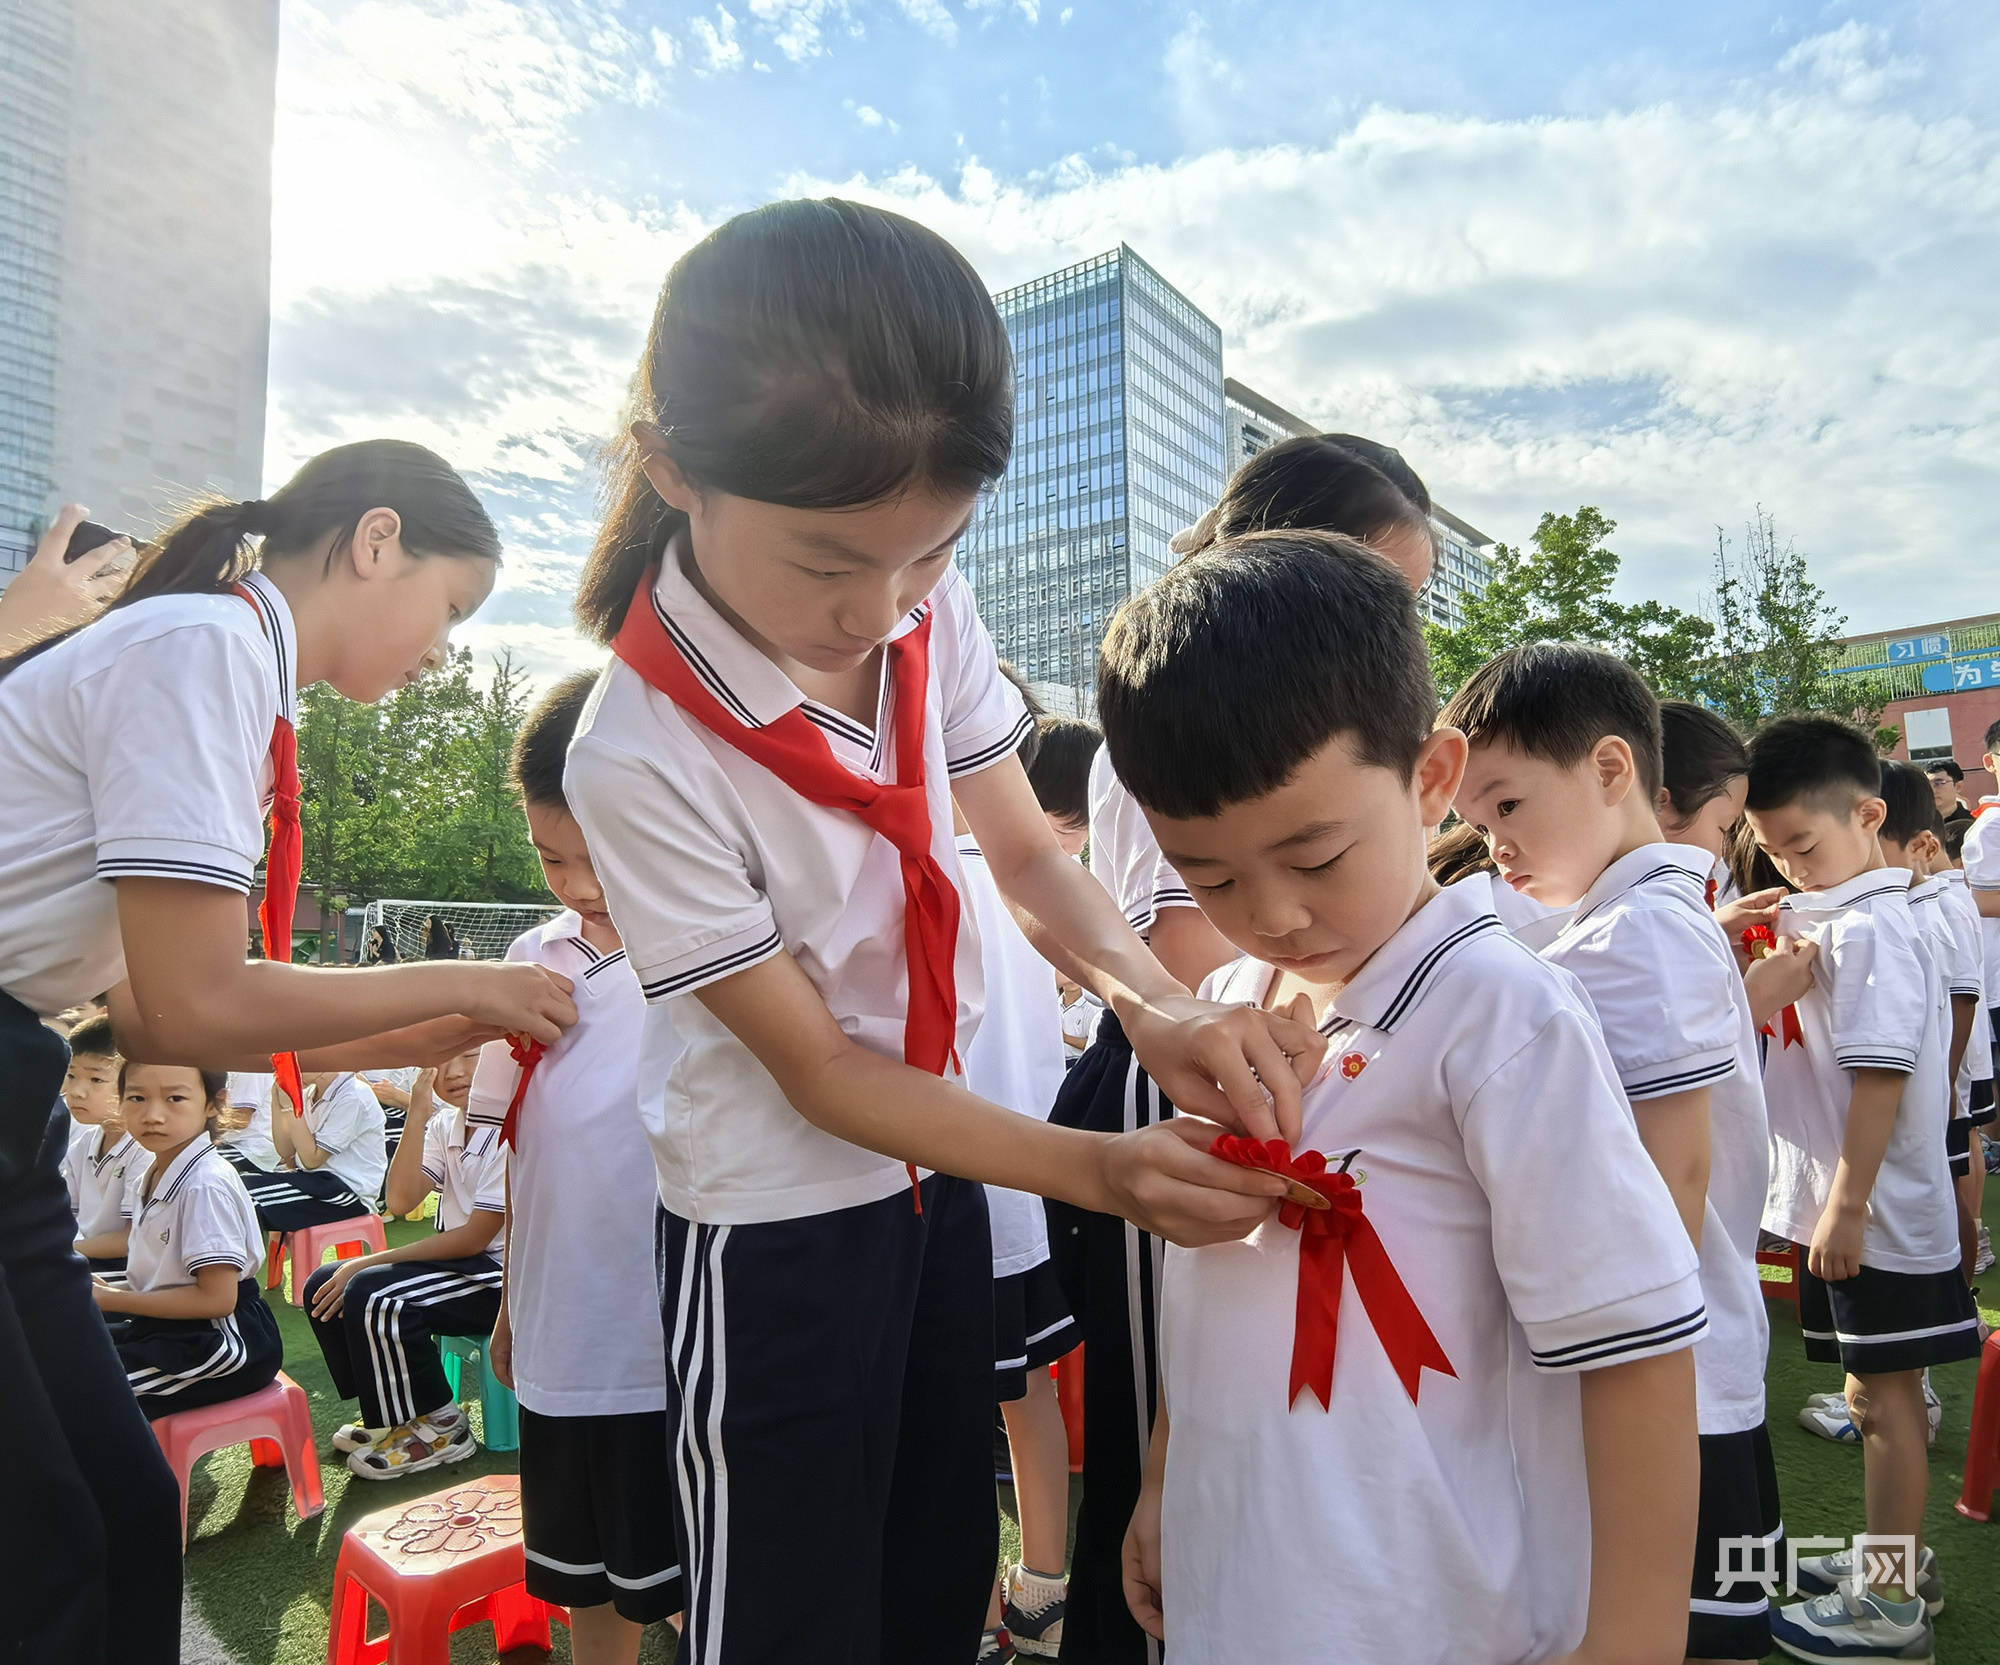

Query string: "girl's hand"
[[1122, 1466, 1166, 1640], [378, 1015, 513, 1068], [1095, 1117, 1286, 1247], [461, 963, 577, 1048], [1807, 1196, 1865, 1283], [488, 1306, 515, 1391], [0, 503, 133, 645], [1717, 888, 1786, 962], [1121, 993, 1325, 1144], [1744, 936, 1818, 1020], [309, 1258, 363, 1320]]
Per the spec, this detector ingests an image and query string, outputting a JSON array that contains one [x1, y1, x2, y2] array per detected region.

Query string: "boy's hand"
[[1122, 1471, 1166, 1640], [409, 1069, 440, 1121], [1808, 1196, 1866, 1282], [1742, 935, 1817, 1021], [488, 1305, 515, 1390], [1121, 994, 1325, 1145], [309, 1258, 364, 1320], [1096, 1117, 1286, 1246]]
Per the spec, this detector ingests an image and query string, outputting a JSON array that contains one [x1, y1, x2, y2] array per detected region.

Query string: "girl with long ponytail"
[[0, 438, 577, 1665]]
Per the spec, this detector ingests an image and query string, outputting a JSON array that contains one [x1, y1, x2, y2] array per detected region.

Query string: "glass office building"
[[961, 246, 1227, 711]]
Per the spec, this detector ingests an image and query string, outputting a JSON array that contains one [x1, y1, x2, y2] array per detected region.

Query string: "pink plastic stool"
[[326, 1475, 569, 1664], [273, 1214, 388, 1305], [150, 1370, 324, 1544], [1955, 1329, 2000, 1522]]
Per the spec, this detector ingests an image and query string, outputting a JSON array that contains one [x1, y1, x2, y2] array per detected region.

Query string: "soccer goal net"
[[358, 899, 561, 963]]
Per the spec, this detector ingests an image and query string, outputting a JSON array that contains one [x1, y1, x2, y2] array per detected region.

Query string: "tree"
[[296, 649, 546, 908], [1697, 509, 1895, 744], [1427, 506, 1714, 700]]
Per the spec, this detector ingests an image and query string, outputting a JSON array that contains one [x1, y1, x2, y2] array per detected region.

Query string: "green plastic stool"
[[438, 1335, 519, 1453]]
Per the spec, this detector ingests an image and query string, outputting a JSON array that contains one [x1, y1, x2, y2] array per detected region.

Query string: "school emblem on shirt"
[[1340, 1052, 1368, 1081]]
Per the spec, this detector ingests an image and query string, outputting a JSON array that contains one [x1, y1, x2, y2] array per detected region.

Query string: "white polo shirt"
[[63, 1122, 146, 1238], [1085, 747, 1195, 936], [419, 1104, 507, 1264], [1762, 867, 1958, 1274], [219, 1071, 280, 1171], [1939, 871, 1994, 1091], [1159, 877, 1704, 1664], [467, 911, 670, 1416], [565, 548, 1030, 1225], [0, 571, 294, 1017], [304, 1073, 387, 1203], [126, 1138, 265, 1293], [957, 834, 1067, 1278], [1541, 843, 1770, 1435], [1964, 800, 2000, 1008]]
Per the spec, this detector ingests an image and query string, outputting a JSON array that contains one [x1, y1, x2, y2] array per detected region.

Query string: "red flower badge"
[[1340, 1052, 1368, 1080]]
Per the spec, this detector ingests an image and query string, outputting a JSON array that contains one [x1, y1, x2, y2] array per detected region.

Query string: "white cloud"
[[689, 6, 744, 73], [845, 98, 899, 132], [650, 26, 677, 69]]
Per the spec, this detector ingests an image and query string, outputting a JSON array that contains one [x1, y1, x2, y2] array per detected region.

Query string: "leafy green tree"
[[1427, 506, 1714, 701], [1697, 509, 1894, 743]]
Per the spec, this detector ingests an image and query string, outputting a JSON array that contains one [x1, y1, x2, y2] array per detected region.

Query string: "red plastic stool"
[[1954, 1329, 2000, 1522], [1756, 1242, 1800, 1312], [1055, 1345, 1084, 1475], [326, 1474, 570, 1664], [272, 1214, 388, 1305], [150, 1370, 324, 1544]]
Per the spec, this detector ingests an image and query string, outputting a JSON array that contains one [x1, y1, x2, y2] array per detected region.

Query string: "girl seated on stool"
[[92, 1065, 282, 1419], [302, 1047, 506, 1479]]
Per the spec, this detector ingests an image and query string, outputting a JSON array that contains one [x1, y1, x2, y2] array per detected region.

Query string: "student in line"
[[0, 439, 576, 1664], [62, 1013, 144, 1278]]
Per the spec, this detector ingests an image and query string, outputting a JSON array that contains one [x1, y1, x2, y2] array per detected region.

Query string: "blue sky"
[[268, 0, 2000, 681]]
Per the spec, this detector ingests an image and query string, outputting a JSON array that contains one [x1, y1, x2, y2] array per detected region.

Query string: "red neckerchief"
[[1209, 1135, 1455, 1410], [232, 585, 303, 1117], [498, 1035, 545, 1150], [611, 567, 961, 1210]]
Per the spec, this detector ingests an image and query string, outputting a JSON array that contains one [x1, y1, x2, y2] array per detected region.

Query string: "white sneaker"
[[1770, 1580, 1933, 1662], [1794, 1544, 1942, 1617], [331, 1421, 393, 1454], [1002, 1564, 1066, 1658], [1922, 1372, 1942, 1447], [1798, 1400, 1860, 1443], [346, 1412, 476, 1480], [1977, 1223, 1994, 1275]]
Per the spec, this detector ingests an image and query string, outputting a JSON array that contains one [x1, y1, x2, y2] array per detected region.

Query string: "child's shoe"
[[331, 1421, 393, 1454], [1797, 1399, 1860, 1444], [347, 1409, 476, 1480], [1770, 1582, 1933, 1662], [1793, 1544, 1941, 1617], [1002, 1564, 1066, 1659], [1921, 1372, 1942, 1445], [1976, 1223, 1994, 1274], [977, 1628, 1014, 1663]]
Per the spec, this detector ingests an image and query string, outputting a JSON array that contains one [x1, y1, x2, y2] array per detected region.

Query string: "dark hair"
[[1744, 714, 1881, 815], [0, 440, 500, 680], [1928, 759, 1964, 784], [1175, 433, 1432, 560], [1428, 820, 1496, 885], [1986, 718, 2000, 754], [1659, 700, 1749, 823], [1026, 715, 1100, 826], [577, 199, 1014, 642], [1099, 531, 1435, 818], [1728, 817, 1792, 897], [1439, 643, 1664, 801], [116, 1061, 232, 1135], [1945, 820, 1970, 861], [511, 669, 603, 809], [1878, 760, 1935, 847], [65, 1012, 117, 1058], [421, 916, 461, 961], [996, 662, 1045, 770], [361, 924, 400, 965]]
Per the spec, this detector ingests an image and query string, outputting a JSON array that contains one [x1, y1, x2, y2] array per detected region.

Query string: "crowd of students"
[[3, 196, 1996, 1665]]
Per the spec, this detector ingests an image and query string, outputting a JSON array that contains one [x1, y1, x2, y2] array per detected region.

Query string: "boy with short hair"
[[1024, 715, 1100, 857], [467, 670, 684, 1663], [61, 1013, 145, 1276], [1105, 533, 1705, 1664], [1443, 643, 1779, 1664], [1743, 716, 1981, 1659]]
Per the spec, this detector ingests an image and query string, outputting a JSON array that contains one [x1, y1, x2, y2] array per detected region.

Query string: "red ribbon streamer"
[[1741, 926, 1804, 1049], [498, 1035, 546, 1150], [612, 566, 960, 1212], [232, 585, 304, 1118], [1209, 1135, 1455, 1411]]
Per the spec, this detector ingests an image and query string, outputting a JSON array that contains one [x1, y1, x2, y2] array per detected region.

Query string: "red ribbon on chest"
[[1209, 1135, 1455, 1411], [1741, 925, 1804, 1049], [498, 1035, 546, 1150]]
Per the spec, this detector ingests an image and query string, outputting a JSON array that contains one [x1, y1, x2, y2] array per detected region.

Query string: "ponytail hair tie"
[[234, 499, 272, 533]]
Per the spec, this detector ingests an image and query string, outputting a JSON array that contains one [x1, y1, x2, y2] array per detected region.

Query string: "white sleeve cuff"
[[1623, 1046, 1737, 1102], [635, 916, 786, 1002], [946, 708, 1035, 778], [94, 835, 256, 891], [1520, 1271, 1708, 1373]]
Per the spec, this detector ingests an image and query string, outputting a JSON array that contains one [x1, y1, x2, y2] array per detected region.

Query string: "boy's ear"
[[1855, 795, 1888, 836], [1416, 727, 1469, 827], [1592, 735, 1638, 803]]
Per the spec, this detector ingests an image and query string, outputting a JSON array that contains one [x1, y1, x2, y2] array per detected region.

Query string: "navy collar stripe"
[[653, 592, 758, 729], [1375, 914, 1504, 1032]]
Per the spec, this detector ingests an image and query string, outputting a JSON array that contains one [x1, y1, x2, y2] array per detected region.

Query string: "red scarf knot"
[[1209, 1134, 1455, 1412], [1740, 926, 1804, 1049], [498, 1034, 547, 1150], [611, 566, 961, 1213]]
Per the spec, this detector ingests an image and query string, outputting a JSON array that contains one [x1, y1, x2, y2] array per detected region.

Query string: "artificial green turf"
[[184, 1207, 2000, 1663]]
